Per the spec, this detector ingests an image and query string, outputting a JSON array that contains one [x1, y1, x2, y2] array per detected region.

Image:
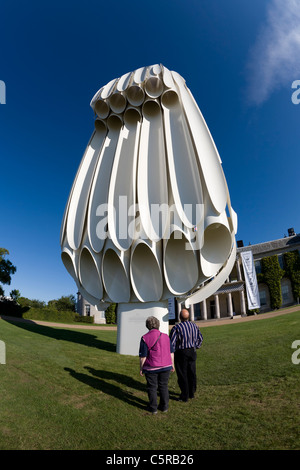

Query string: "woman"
[[139, 316, 175, 414]]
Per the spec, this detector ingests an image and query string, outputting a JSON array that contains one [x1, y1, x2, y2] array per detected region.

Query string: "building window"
[[259, 289, 267, 306], [278, 255, 285, 270], [85, 304, 91, 316], [281, 278, 293, 305], [282, 285, 289, 302], [255, 260, 262, 274]]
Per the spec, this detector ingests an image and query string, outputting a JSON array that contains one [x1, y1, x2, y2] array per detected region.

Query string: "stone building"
[[184, 228, 300, 321], [76, 291, 108, 324]]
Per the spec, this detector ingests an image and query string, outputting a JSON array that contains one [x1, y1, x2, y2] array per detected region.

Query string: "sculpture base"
[[116, 301, 169, 356]]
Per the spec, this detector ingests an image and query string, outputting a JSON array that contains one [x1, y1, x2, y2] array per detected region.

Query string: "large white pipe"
[[87, 116, 122, 253], [61, 246, 103, 308], [66, 124, 107, 251], [199, 191, 232, 278], [94, 99, 110, 119], [126, 66, 147, 106], [161, 64, 175, 89], [117, 71, 133, 92], [130, 239, 163, 302], [161, 88, 204, 229], [109, 90, 127, 114], [137, 99, 169, 241], [60, 123, 105, 245], [200, 210, 233, 278], [107, 108, 141, 251], [101, 240, 131, 303], [93, 78, 118, 118], [101, 77, 118, 100], [61, 246, 78, 284], [163, 225, 199, 296], [145, 64, 164, 99], [172, 71, 227, 215], [185, 237, 237, 307], [78, 246, 103, 300]]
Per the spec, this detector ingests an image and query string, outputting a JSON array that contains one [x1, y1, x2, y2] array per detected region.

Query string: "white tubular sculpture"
[[60, 64, 238, 355]]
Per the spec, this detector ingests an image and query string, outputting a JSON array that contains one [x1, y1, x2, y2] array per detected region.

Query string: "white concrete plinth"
[[116, 301, 169, 356]]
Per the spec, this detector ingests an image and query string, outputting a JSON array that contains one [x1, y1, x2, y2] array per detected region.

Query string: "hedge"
[[257, 255, 284, 310], [284, 250, 300, 301]]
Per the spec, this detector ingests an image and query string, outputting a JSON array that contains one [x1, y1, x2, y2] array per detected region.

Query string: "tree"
[[47, 295, 76, 311], [0, 248, 17, 289], [18, 297, 46, 309], [10, 289, 21, 302]]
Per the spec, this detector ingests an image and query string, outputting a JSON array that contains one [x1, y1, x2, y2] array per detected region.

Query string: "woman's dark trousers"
[[145, 370, 170, 412]]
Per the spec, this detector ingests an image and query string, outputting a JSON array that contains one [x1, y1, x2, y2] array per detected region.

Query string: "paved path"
[[1, 305, 299, 330]]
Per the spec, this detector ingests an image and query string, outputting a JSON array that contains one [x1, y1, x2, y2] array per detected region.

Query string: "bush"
[[0, 299, 26, 317], [22, 308, 76, 323], [284, 250, 300, 301], [260, 256, 283, 309], [105, 303, 117, 324], [74, 313, 94, 324]]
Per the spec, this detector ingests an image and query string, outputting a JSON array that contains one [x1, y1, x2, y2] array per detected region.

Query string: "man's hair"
[[146, 316, 160, 330]]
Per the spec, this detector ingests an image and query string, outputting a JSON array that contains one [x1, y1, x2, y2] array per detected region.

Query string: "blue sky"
[[1, 0, 300, 302]]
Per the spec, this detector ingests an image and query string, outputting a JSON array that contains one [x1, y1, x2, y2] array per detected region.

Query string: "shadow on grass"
[[2, 316, 116, 352], [65, 367, 148, 410]]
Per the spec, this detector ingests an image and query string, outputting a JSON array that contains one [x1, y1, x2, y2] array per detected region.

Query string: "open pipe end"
[[79, 247, 103, 299], [102, 249, 131, 303], [161, 89, 179, 108], [145, 77, 164, 99], [164, 231, 199, 295], [130, 243, 163, 302], [109, 93, 127, 114], [61, 251, 76, 281], [200, 224, 232, 278], [107, 113, 123, 132], [142, 99, 161, 119], [94, 119, 107, 132], [127, 85, 145, 106], [94, 99, 110, 119], [124, 107, 141, 128]]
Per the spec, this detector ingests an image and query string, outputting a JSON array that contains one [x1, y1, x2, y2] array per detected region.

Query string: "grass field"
[[0, 311, 299, 450]]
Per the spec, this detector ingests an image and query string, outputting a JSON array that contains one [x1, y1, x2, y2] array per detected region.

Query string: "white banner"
[[168, 298, 176, 320], [241, 251, 261, 310]]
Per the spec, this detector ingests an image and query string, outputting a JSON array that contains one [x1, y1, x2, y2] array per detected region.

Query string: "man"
[[170, 308, 203, 402]]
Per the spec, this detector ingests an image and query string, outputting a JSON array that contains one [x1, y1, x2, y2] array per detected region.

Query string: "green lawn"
[[0, 312, 299, 450]]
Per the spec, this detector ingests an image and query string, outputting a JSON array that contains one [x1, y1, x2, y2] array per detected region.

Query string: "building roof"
[[237, 234, 300, 256], [216, 281, 244, 295]]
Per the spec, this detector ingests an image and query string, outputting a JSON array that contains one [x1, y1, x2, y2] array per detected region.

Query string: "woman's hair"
[[146, 316, 160, 330]]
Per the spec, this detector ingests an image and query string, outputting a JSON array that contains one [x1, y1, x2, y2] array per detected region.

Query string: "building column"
[[177, 301, 181, 322], [189, 303, 195, 321], [239, 289, 247, 316], [227, 292, 233, 317], [214, 294, 220, 319], [236, 258, 242, 281], [201, 300, 207, 320]]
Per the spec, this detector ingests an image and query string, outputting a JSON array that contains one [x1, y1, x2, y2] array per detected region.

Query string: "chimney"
[[288, 228, 295, 237]]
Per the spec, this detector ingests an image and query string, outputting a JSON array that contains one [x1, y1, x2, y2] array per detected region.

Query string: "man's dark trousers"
[[174, 348, 197, 401]]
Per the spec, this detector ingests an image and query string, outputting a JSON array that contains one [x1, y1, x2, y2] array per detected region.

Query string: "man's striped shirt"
[[170, 321, 203, 351]]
